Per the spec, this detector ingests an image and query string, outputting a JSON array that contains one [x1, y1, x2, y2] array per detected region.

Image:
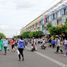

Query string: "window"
[[64, 7, 67, 15], [64, 8, 66, 15], [52, 13, 56, 20], [56, 11, 61, 18], [46, 16, 49, 22], [57, 18, 62, 25], [60, 6, 67, 16], [36, 23, 38, 27], [60, 8, 64, 15], [53, 14, 55, 20], [65, 7, 67, 15], [49, 15, 52, 21], [61, 7, 67, 15]]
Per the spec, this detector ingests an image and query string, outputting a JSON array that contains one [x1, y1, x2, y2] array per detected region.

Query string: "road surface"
[[0, 45, 67, 67]]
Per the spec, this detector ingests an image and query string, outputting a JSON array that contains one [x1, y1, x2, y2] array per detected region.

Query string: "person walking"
[[55, 37, 63, 54], [17, 36, 25, 61], [0, 37, 3, 51], [51, 39, 56, 48], [41, 39, 46, 49], [48, 38, 51, 47], [3, 38, 8, 55], [63, 38, 67, 56], [10, 38, 15, 52], [31, 38, 36, 51]]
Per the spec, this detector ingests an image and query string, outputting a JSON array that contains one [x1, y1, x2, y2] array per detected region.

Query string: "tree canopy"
[[47, 18, 67, 36], [0, 32, 6, 38], [21, 31, 44, 38]]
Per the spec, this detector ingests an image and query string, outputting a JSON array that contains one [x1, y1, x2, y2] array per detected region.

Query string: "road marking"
[[35, 52, 67, 67], [25, 46, 67, 67]]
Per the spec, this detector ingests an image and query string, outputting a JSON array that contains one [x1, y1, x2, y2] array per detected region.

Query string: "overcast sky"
[[0, 0, 61, 38]]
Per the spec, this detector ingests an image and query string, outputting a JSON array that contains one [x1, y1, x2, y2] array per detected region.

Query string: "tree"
[[64, 18, 67, 37], [37, 31, 44, 37], [0, 32, 6, 38], [47, 23, 52, 29], [32, 31, 43, 38], [47, 22, 65, 35], [29, 32, 33, 38], [21, 32, 30, 38], [21, 31, 43, 38]]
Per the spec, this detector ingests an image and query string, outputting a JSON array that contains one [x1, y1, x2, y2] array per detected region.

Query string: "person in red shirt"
[[10, 38, 15, 51]]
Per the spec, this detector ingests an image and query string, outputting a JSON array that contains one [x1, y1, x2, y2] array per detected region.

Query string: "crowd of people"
[[0, 35, 67, 62], [27, 36, 67, 56], [48, 36, 67, 56], [0, 36, 25, 61]]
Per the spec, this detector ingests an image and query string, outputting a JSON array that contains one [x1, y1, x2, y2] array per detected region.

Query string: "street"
[[0, 45, 67, 67]]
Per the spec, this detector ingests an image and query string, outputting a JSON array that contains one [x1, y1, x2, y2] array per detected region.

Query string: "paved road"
[[0, 45, 67, 67]]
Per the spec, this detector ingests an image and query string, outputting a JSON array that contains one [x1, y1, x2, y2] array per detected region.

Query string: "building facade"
[[21, 0, 67, 34]]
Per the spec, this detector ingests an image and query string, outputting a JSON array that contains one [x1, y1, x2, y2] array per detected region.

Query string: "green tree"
[[21, 32, 30, 38], [37, 31, 43, 37], [33, 31, 43, 38], [0, 32, 6, 38], [64, 18, 67, 37], [21, 31, 43, 38], [47, 23, 52, 29], [29, 32, 33, 38], [47, 22, 65, 35]]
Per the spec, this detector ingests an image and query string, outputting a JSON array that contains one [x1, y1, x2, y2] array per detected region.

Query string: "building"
[[21, 0, 67, 35]]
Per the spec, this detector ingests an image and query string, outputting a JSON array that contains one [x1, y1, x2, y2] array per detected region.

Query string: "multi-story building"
[[21, 0, 67, 34]]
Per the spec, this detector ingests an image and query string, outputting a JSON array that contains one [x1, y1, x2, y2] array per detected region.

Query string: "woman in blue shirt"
[[17, 36, 25, 61]]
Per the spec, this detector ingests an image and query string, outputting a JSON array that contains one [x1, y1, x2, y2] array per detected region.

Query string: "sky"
[[0, 0, 61, 38]]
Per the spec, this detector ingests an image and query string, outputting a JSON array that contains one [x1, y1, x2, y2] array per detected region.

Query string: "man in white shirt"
[[55, 38, 63, 54]]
